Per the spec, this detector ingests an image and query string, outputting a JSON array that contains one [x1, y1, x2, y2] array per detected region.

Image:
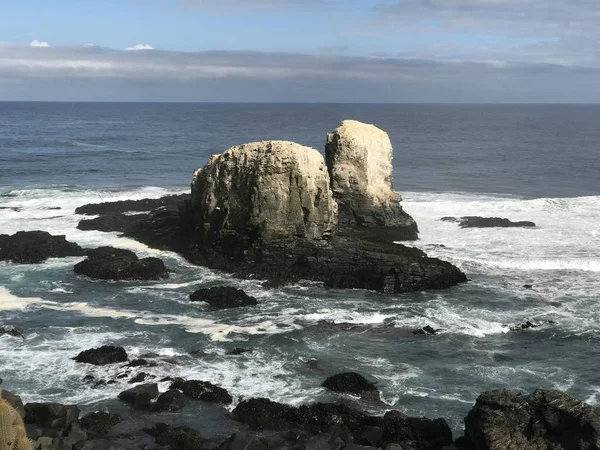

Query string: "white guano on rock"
[[191, 140, 337, 243]]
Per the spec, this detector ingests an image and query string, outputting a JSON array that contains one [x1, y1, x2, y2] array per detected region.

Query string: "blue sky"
[[0, 0, 598, 102]]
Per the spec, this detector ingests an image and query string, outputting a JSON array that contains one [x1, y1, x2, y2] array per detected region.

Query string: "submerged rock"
[[441, 216, 536, 228], [325, 120, 418, 241], [73, 345, 128, 365], [463, 389, 600, 449], [189, 286, 258, 309], [0, 230, 85, 264], [0, 325, 24, 339], [321, 372, 380, 401], [74, 246, 168, 281]]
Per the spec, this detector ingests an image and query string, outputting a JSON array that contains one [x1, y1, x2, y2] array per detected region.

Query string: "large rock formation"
[[190, 140, 337, 250], [75, 121, 467, 294], [326, 120, 418, 241], [462, 389, 600, 449]]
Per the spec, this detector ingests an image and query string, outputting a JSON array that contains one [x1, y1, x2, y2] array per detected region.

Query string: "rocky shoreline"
[[4, 374, 599, 450], [2, 119, 561, 449]]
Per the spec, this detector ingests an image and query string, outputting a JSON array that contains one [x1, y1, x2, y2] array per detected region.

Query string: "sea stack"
[[190, 141, 337, 252], [326, 120, 418, 240]]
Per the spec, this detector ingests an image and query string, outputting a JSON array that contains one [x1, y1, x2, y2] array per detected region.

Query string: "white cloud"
[[29, 40, 50, 48], [125, 44, 154, 51]]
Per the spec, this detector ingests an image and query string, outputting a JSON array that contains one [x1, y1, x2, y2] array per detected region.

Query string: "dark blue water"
[[1, 102, 599, 197], [1, 102, 599, 438]]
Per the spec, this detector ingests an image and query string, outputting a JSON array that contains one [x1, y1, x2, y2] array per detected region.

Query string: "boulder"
[[189, 286, 258, 309], [412, 325, 439, 335], [24, 402, 80, 430], [117, 383, 159, 410], [75, 194, 190, 215], [0, 231, 85, 264], [463, 389, 600, 449], [325, 120, 418, 241], [218, 433, 268, 450], [169, 379, 232, 404], [73, 346, 128, 365], [441, 216, 536, 228], [74, 247, 168, 281], [190, 140, 337, 250], [321, 373, 380, 401]]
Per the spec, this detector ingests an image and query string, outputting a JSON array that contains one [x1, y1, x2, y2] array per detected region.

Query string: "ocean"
[[1, 102, 599, 435]]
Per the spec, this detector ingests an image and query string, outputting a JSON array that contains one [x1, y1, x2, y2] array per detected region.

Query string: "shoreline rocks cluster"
[[3, 380, 599, 450]]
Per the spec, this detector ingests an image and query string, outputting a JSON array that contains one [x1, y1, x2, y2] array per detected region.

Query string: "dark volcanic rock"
[[189, 286, 258, 309], [463, 389, 600, 450], [145, 423, 206, 450], [0, 230, 85, 264], [118, 383, 159, 410], [232, 398, 453, 448], [79, 412, 122, 438], [442, 216, 536, 228], [73, 345, 128, 365], [170, 379, 233, 404], [0, 325, 24, 338], [77, 213, 148, 233], [24, 402, 80, 429], [74, 246, 168, 281], [75, 194, 190, 215], [322, 373, 380, 401], [155, 389, 186, 412]]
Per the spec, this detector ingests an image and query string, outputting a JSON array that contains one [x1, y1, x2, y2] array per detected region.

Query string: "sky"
[[0, 0, 598, 102]]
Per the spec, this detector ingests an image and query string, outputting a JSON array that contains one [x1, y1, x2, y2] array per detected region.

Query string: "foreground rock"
[[74, 247, 168, 281], [442, 216, 536, 228], [75, 194, 190, 215], [0, 231, 85, 264], [462, 389, 600, 449], [73, 345, 128, 365], [321, 373, 380, 401], [326, 120, 418, 241], [189, 286, 258, 309], [232, 398, 453, 448], [75, 121, 467, 294]]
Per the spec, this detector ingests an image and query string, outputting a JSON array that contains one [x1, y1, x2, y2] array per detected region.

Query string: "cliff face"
[[326, 120, 418, 240], [191, 141, 337, 249]]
